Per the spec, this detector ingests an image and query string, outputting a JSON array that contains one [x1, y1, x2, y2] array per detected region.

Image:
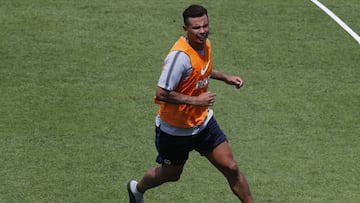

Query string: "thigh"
[[195, 117, 227, 156], [205, 141, 238, 173], [155, 126, 194, 165]]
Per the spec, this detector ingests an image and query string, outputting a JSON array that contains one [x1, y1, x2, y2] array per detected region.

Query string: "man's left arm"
[[210, 69, 244, 89]]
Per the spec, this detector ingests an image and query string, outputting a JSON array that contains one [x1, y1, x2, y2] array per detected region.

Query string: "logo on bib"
[[201, 60, 211, 75]]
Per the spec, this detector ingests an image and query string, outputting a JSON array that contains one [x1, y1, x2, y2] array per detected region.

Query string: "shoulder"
[[206, 38, 211, 45], [165, 51, 190, 65], [166, 50, 190, 59], [205, 39, 212, 50]]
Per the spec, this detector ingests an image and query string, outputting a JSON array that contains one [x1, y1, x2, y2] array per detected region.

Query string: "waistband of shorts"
[[155, 109, 213, 136]]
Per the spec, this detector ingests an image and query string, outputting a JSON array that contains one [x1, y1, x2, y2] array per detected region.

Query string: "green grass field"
[[1, 0, 359, 202]]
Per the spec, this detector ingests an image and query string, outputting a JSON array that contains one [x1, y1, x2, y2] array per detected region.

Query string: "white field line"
[[311, 0, 360, 45]]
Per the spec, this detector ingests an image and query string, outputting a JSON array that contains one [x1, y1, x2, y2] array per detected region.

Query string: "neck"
[[190, 41, 204, 51], [185, 36, 204, 51]]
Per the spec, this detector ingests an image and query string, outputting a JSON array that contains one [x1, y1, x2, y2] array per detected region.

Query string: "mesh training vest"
[[155, 36, 212, 128]]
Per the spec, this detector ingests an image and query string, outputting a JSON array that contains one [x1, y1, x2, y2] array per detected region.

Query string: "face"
[[183, 14, 209, 50]]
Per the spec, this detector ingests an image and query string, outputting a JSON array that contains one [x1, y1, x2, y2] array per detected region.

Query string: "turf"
[[1, 0, 359, 202]]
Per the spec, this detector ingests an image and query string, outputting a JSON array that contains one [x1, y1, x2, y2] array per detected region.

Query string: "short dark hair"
[[182, 4, 208, 25]]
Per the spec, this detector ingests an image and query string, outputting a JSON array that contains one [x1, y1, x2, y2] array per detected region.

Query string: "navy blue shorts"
[[155, 117, 227, 165]]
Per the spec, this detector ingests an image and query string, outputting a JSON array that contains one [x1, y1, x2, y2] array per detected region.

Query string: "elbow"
[[155, 87, 168, 101]]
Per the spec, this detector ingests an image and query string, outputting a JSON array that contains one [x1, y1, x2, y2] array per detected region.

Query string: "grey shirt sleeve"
[[157, 51, 192, 91]]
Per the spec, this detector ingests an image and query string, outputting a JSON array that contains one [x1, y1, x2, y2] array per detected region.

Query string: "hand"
[[196, 92, 216, 106], [226, 75, 244, 89]]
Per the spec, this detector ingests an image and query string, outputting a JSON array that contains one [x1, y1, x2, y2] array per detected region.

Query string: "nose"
[[199, 26, 207, 34]]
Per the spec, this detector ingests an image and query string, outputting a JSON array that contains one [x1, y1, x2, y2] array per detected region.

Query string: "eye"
[[191, 24, 208, 30]]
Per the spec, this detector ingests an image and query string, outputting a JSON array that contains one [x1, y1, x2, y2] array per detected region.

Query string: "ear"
[[183, 25, 188, 33]]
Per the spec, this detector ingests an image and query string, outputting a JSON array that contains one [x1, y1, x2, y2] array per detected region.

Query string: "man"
[[127, 4, 254, 203]]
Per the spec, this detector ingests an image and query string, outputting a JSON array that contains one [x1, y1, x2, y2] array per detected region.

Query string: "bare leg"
[[136, 164, 184, 193], [206, 142, 254, 203]]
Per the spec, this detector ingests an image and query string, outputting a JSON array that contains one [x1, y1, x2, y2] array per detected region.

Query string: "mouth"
[[198, 33, 208, 42]]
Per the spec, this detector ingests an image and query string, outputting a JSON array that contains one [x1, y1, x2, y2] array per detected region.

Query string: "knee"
[[167, 173, 181, 182], [222, 161, 240, 179], [154, 166, 182, 182]]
